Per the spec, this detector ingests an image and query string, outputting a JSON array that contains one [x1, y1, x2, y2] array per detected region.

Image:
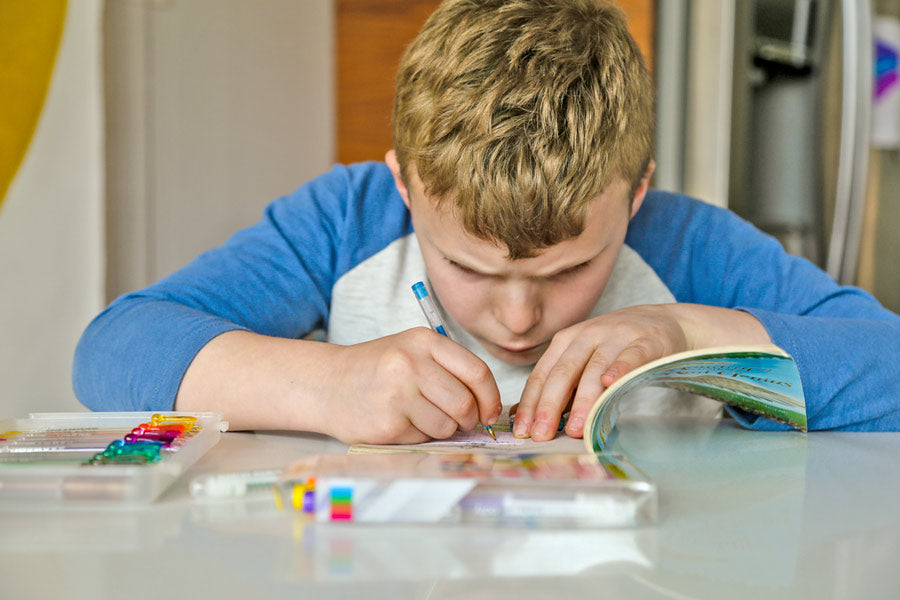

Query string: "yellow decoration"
[[0, 0, 67, 208]]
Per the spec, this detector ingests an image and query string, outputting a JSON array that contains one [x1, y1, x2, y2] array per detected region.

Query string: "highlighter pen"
[[189, 469, 282, 499], [412, 281, 496, 440]]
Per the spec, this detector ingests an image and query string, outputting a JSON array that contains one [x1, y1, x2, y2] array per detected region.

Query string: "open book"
[[583, 344, 807, 452], [352, 344, 807, 455]]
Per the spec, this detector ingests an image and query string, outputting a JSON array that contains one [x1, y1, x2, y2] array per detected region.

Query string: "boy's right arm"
[[174, 328, 501, 444], [73, 164, 501, 442]]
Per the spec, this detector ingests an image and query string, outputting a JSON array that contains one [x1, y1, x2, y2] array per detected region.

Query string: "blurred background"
[[1, 0, 897, 418]]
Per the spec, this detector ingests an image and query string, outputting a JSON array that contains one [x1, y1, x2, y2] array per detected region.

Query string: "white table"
[[1, 417, 899, 599]]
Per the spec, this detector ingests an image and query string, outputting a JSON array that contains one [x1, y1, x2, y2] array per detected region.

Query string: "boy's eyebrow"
[[443, 251, 601, 278]]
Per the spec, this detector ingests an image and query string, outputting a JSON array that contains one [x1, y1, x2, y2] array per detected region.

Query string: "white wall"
[[0, 0, 335, 418], [0, 1, 104, 417], [105, 0, 335, 297]]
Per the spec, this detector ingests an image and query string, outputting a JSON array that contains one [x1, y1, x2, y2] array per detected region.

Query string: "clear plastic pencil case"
[[0, 411, 226, 503], [275, 451, 657, 527]]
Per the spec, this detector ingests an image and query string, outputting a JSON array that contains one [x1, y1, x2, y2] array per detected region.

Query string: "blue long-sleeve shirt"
[[73, 162, 900, 430]]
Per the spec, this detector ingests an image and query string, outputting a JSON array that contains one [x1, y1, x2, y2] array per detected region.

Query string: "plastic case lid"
[[276, 452, 657, 528], [0, 411, 226, 504]]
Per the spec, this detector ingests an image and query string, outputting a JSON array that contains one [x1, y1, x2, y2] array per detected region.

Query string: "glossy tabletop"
[[1, 417, 899, 599]]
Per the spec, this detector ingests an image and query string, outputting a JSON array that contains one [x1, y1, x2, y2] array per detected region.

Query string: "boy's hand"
[[512, 304, 770, 441], [323, 327, 502, 444]]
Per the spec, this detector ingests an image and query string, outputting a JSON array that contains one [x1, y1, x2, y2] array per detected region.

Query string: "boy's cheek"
[[432, 278, 501, 338], [542, 281, 601, 322], [433, 280, 487, 326]]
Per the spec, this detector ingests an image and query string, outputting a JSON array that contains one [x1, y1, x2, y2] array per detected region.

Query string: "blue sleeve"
[[627, 191, 900, 431], [73, 163, 406, 411]]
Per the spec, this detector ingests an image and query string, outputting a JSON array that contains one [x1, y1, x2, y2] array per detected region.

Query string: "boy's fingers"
[[565, 352, 612, 437], [406, 394, 465, 440], [536, 343, 593, 409], [600, 341, 655, 387], [528, 394, 567, 441], [515, 370, 547, 437], [528, 339, 602, 440], [416, 361, 480, 432], [515, 330, 577, 437], [428, 333, 502, 427]]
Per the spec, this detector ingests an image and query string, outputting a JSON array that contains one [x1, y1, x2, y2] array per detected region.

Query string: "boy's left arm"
[[514, 301, 774, 440], [515, 193, 900, 439], [733, 301, 900, 431]]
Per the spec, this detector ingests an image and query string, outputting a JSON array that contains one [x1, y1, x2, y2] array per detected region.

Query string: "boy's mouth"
[[498, 343, 540, 354], [489, 341, 547, 364]]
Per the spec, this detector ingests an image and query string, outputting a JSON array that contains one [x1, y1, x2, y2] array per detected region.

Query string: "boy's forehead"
[[406, 169, 632, 275]]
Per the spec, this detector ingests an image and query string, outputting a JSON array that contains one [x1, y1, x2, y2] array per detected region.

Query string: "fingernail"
[[533, 420, 552, 439], [566, 415, 584, 434], [513, 419, 530, 438]]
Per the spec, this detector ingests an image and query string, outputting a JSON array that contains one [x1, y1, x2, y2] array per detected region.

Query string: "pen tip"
[[486, 424, 496, 440]]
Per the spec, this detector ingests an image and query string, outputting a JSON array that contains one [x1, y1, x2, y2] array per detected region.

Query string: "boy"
[[74, 0, 900, 443]]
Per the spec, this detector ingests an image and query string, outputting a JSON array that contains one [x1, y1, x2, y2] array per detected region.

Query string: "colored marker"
[[330, 486, 353, 521], [411, 281, 496, 440], [189, 469, 282, 499]]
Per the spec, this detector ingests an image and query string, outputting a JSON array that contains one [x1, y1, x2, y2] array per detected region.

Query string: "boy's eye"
[[447, 259, 482, 276], [445, 257, 592, 281], [549, 260, 591, 279]]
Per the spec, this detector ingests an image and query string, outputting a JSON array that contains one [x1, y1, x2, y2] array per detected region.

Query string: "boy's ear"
[[385, 150, 411, 208], [629, 159, 655, 219]]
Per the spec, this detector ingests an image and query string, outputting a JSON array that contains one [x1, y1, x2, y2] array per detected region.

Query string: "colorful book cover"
[[584, 345, 807, 452]]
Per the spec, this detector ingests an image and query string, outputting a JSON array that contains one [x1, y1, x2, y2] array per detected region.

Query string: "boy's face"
[[386, 151, 650, 366]]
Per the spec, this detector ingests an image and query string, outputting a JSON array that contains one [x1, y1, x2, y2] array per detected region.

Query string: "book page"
[[350, 417, 585, 455]]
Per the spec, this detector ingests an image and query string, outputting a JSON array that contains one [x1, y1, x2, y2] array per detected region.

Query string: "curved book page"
[[584, 345, 807, 453]]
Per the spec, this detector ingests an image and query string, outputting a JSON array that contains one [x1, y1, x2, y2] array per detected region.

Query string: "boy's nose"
[[493, 286, 541, 336]]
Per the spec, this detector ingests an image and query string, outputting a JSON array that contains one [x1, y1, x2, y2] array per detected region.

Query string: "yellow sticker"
[[0, 1, 67, 206]]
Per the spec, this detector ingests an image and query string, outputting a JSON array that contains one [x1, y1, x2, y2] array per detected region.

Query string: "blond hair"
[[393, 0, 653, 259]]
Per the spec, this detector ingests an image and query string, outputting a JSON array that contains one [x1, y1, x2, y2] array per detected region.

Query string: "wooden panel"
[[337, 0, 440, 165], [337, 0, 654, 164], [622, 0, 654, 71]]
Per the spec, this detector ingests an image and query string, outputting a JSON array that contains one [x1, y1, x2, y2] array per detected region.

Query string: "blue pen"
[[411, 281, 496, 440]]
